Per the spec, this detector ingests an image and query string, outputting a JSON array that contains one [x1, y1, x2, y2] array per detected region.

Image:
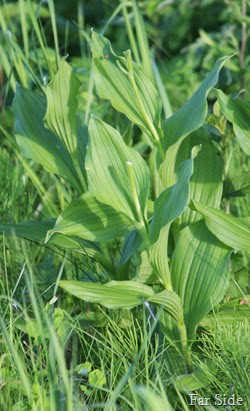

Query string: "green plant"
[[1, 0, 249, 405]]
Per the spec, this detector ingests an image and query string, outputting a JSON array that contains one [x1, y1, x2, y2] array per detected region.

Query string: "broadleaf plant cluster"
[[3, 29, 250, 383]]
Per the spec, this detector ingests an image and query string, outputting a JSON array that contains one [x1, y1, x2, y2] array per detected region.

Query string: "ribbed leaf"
[[44, 60, 86, 189], [86, 116, 150, 223], [13, 85, 82, 191], [44, 60, 80, 154], [91, 31, 162, 138], [171, 221, 231, 340], [149, 149, 199, 285], [160, 56, 231, 188], [217, 89, 250, 155], [150, 146, 200, 243], [45, 192, 134, 243], [192, 201, 250, 252], [176, 129, 224, 228], [148, 290, 184, 324], [59, 280, 154, 309]]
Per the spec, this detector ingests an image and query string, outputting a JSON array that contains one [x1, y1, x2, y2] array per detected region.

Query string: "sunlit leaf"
[[86, 116, 150, 223], [148, 290, 184, 324], [46, 192, 134, 243], [59, 280, 154, 309], [91, 31, 162, 139]]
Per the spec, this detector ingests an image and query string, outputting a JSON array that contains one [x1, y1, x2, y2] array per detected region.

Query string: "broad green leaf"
[[44, 60, 87, 189], [150, 146, 200, 243], [44, 60, 80, 154], [192, 201, 250, 252], [149, 148, 200, 286], [59, 280, 154, 309], [160, 56, 231, 188], [148, 290, 184, 324], [176, 129, 224, 228], [13, 85, 82, 191], [86, 116, 150, 223], [0, 219, 55, 243], [45, 192, 134, 243], [217, 89, 250, 155], [91, 31, 162, 139], [171, 221, 231, 340], [163, 57, 231, 148]]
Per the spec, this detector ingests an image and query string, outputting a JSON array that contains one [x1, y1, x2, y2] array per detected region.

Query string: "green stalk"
[[121, 1, 141, 64], [178, 320, 193, 373], [47, 0, 60, 70]]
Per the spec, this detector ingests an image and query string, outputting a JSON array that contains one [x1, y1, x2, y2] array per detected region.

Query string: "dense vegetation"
[[0, 1, 249, 410]]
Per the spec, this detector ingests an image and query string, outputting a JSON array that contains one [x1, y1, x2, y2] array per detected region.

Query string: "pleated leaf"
[[13, 85, 82, 191], [176, 129, 224, 228], [192, 201, 250, 252], [171, 220, 231, 340], [44, 60, 80, 154], [150, 146, 200, 243], [91, 31, 162, 138], [45, 192, 134, 243], [217, 89, 250, 155], [59, 280, 154, 309], [163, 56, 231, 149], [148, 290, 184, 324], [149, 148, 200, 285], [86, 116, 150, 223], [160, 56, 231, 188]]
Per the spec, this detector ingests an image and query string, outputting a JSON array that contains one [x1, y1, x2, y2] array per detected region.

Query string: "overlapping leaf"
[[217, 89, 250, 155], [45, 192, 134, 243], [13, 85, 82, 191], [192, 201, 250, 252], [44, 60, 87, 188], [148, 290, 184, 324], [150, 146, 200, 243], [44, 60, 80, 155], [86, 116, 150, 223], [91, 31, 162, 138], [176, 129, 224, 228], [160, 56, 231, 188], [149, 148, 200, 285]]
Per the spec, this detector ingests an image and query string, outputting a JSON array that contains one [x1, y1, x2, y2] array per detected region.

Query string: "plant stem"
[[178, 321, 193, 373]]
